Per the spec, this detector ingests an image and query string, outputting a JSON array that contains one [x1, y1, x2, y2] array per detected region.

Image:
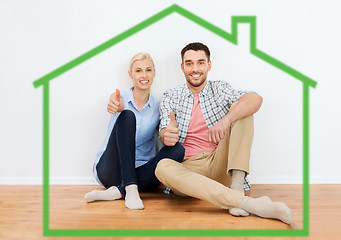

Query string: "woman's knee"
[[172, 142, 185, 162], [117, 110, 136, 125], [159, 142, 185, 163], [119, 109, 135, 119]]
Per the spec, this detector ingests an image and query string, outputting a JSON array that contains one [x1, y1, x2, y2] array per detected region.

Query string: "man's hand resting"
[[208, 117, 232, 143]]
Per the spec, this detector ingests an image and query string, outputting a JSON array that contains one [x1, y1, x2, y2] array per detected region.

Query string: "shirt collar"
[[127, 87, 135, 103], [184, 80, 210, 97], [200, 81, 210, 97], [128, 87, 153, 109], [184, 84, 193, 97]]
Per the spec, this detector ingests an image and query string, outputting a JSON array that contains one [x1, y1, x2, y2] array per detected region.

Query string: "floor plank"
[[0, 184, 339, 239]]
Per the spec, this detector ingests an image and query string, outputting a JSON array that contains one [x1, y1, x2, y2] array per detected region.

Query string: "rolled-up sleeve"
[[219, 82, 251, 109], [159, 91, 172, 131]]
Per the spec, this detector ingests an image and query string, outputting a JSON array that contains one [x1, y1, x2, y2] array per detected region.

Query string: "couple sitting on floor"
[[84, 42, 292, 224]]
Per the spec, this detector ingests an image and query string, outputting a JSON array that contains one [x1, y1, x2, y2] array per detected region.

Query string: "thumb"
[[115, 88, 121, 101], [169, 110, 177, 128]]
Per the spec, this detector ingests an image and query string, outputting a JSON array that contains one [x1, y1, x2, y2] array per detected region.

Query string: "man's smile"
[[190, 73, 202, 80]]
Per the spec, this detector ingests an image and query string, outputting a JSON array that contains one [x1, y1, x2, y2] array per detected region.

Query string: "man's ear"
[[208, 60, 212, 71], [181, 62, 185, 73]]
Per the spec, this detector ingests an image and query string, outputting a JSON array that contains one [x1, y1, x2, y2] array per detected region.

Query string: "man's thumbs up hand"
[[169, 110, 177, 128], [163, 111, 179, 146], [107, 88, 124, 114]]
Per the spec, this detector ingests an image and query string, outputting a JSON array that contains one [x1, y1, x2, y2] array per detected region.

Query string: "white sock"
[[229, 169, 250, 217], [238, 196, 293, 224], [124, 184, 144, 210], [230, 169, 245, 192], [84, 186, 122, 203]]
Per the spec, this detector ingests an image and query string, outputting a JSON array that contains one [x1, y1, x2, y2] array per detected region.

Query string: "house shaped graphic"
[[33, 4, 316, 238]]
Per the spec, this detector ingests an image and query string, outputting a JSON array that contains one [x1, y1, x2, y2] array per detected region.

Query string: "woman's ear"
[[128, 70, 132, 79]]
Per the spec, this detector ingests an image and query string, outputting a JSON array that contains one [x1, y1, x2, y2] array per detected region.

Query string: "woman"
[[84, 53, 184, 209]]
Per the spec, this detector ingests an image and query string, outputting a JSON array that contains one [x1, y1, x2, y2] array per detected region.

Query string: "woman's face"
[[129, 59, 155, 91]]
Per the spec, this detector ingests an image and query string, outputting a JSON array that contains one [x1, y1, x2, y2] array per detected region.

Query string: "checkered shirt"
[[159, 80, 248, 142], [159, 80, 252, 193]]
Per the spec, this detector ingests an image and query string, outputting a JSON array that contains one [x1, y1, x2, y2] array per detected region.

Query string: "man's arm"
[[159, 91, 179, 146], [224, 92, 263, 123], [208, 93, 263, 143]]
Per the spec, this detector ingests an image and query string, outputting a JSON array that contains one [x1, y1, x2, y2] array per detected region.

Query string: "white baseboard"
[[309, 177, 341, 184], [1, 176, 340, 185], [0, 177, 98, 185], [0, 177, 42, 185], [248, 176, 341, 184], [49, 177, 99, 185], [248, 176, 302, 184]]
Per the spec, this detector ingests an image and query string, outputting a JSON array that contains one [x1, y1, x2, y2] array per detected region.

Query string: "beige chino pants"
[[155, 107, 254, 209]]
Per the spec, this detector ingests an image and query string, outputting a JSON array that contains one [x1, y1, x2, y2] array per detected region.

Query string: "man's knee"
[[230, 101, 238, 111], [231, 112, 254, 129], [229, 101, 254, 125], [238, 114, 254, 127]]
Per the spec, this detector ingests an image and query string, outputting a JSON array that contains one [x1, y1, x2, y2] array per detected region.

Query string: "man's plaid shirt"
[[159, 80, 251, 191]]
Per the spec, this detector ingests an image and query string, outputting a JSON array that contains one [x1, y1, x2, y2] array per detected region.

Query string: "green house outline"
[[33, 4, 316, 237]]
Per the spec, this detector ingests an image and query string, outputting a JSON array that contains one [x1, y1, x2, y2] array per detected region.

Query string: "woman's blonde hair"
[[129, 52, 155, 72]]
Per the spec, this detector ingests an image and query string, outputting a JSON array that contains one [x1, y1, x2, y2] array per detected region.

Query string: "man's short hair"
[[181, 42, 211, 62]]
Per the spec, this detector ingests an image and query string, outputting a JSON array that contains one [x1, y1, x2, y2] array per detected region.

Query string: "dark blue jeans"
[[96, 110, 185, 196]]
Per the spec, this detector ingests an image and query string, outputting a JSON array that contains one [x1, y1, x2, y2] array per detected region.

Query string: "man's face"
[[181, 50, 211, 92]]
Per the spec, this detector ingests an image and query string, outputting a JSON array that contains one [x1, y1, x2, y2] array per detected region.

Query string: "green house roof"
[[32, 4, 317, 89]]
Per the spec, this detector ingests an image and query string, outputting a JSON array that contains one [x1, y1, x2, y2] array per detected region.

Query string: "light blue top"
[[93, 88, 160, 186]]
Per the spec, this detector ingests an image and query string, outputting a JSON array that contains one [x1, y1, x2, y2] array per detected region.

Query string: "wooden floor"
[[0, 184, 340, 240]]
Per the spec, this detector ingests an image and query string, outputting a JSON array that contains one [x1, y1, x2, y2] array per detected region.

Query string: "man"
[[156, 42, 292, 224]]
